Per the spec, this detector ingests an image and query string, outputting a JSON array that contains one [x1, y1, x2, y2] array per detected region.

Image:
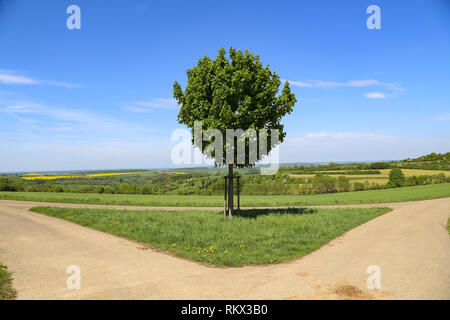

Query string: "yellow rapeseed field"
[[87, 172, 147, 177], [21, 175, 81, 180], [21, 172, 148, 180]]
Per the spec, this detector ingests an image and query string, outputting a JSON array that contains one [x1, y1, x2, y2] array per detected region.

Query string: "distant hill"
[[404, 152, 450, 162]]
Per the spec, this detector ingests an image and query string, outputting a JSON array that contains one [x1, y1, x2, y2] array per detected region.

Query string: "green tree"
[[388, 168, 405, 187], [336, 176, 350, 192], [353, 182, 366, 191], [50, 185, 64, 193], [0, 178, 24, 192], [118, 183, 135, 194], [311, 174, 337, 194], [370, 162, 389, 169], [174, 47, 297, 217]]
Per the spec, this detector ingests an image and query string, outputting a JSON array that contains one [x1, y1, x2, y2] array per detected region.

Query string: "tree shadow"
[[230, 207, 318, 219]]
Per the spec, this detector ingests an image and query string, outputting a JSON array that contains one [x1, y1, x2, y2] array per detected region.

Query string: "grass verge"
[[0, 263, 17, 300], [1, 183, 450, 207], [31, 206, 391, 267]]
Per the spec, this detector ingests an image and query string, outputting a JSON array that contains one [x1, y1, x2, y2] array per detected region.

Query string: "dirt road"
[[0, 198, 449, 299]]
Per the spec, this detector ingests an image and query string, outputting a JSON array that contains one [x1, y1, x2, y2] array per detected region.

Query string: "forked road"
[[0, 198, 449, 300]]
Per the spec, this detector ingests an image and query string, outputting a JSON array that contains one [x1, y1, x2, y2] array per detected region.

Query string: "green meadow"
[[31, 206, 391, 267], [2, 183, 450, 207]]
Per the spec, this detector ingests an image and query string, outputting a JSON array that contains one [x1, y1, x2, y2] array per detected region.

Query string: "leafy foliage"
[[0, 178, 23, 192], [174, 47, 297, 167], [389, 168, 406, 187]]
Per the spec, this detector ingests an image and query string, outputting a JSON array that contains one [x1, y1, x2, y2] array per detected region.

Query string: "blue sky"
[[0, 0, 449, 172]]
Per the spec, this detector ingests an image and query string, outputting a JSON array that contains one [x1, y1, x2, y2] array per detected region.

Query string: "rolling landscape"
[[1, 0, 449, 308], [1, 152, 449, 269]]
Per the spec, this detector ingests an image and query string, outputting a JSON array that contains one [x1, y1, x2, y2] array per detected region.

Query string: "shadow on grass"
[[229, 207, 318, 219]]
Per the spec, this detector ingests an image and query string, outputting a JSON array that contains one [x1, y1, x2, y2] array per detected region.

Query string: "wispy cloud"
[[0, 70, 80, 88], [123, 106, 153, 113], [0, 73, 38, 85], [0, 99, 123, 135], [126, 98, 178, 112], [363, 92, 388, 99], [288, 132, 383, 142], [0, 95, 165, 146], [434, 113, 450, 121], [281, 132, 449, 163], [285, 79, 406, 92]]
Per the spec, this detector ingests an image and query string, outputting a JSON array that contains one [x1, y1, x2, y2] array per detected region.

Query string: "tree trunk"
[[228, 164, 234, 218]]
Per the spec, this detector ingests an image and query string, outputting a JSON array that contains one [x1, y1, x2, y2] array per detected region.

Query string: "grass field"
[[30, 206, 391, 267], [1, 183, 450, 207], [0, 263, 16, 300]]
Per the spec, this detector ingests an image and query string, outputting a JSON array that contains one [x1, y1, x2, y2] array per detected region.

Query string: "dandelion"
[[172, 243, 176, 247], [224, 250, 228, 254]]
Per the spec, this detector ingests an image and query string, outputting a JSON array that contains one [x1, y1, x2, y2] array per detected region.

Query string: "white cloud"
[[0, 71, 80, 87], [434, 113, 450, 121], [0, 98, 138, 140], [123, 106, 153, 113], [280, 132, 450, 163], [131, 98, 178, 110], [363, 92, 388, 99], [40, 80, 81, 88], [285, 79, 405, 92], [1, 102, 111, 126], [288, 132, 382, 141], [0, 95, 167, 149], [0, 73, 38, 85]]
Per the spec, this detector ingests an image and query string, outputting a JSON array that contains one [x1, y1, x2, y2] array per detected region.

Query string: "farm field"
[[30, 206, 391, 267], [288, 168, 450, 184], [2, 183, 450, 207], [19, 171, 152, 180], [2, 153, 449, 196]]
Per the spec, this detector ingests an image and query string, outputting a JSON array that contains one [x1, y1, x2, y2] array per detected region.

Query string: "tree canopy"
[[389, 168, 405, 187], [173, 47, 297, 167]]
